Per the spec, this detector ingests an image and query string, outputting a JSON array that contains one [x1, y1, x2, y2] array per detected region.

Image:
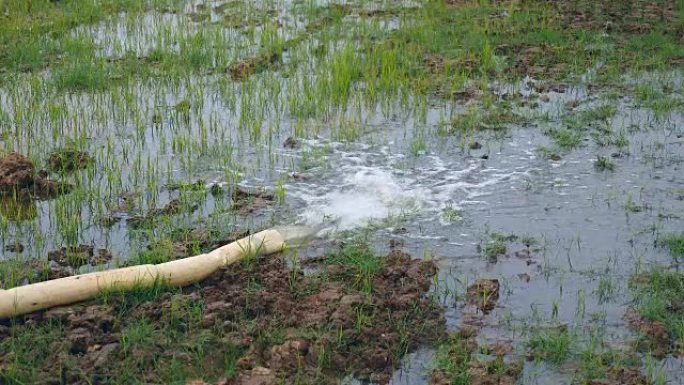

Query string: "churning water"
[[288, 139, 526, 234]]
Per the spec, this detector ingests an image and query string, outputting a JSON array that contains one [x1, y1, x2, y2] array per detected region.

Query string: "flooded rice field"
[[0, 0, 683, 384]]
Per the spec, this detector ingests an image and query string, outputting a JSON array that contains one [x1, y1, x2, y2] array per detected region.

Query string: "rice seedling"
[[594, 155, 615, 172], [527, 327, 574, 365]]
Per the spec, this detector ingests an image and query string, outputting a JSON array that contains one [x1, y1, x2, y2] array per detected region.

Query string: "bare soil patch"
[[0, 249, 444, 384]]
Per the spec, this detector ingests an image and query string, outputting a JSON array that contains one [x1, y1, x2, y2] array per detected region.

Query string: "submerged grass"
[[660, 233, 684, 261], [630, 267, 684, 356], [527, 327, 574, 365], [0, 0, 184, 72]]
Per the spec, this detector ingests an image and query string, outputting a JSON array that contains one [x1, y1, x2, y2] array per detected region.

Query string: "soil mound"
[[0, 152, 70, 201]]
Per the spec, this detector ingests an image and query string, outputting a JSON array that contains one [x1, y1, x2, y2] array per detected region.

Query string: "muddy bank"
[[0, 248, 444, 384]]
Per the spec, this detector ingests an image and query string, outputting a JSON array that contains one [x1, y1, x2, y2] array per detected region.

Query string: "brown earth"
[[128, 198, 199, 228], [47, 150, 93, 172], [0, 152, 34, 190], [429, 330, 521, 385], [0, 152, 71, 201], [229, 52, 280, 81], [283, 137, 300, 149], [430, 272, 522, 385], [465, 278, 500, 313], [625, 309, 671, 358], [553, 0, 680, 36], [232, 188, 275, 215], [486, 1, 682, 78], [0, 249, 444, 385], [4, 242, 24, 253], [160, 228, 251, 260], [589, 366, 648, 385], [48, 245, 113, 268]]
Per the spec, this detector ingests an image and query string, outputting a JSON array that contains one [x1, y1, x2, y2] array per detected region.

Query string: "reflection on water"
[[0, 196, 37, 222]]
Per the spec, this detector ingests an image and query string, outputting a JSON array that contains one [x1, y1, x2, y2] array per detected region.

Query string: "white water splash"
[[287, 142, 524, 233], [297, 167, 426, 230]]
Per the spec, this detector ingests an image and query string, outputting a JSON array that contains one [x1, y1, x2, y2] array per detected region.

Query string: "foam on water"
[[286, 141, 525, 233], [297, 166, 426, 231]]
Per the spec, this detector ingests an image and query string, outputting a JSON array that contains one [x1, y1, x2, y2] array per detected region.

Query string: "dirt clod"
[[283, 137, 300, 149], [0, 152, 34, 191], [229, 52, 280, 81], [588, 366, 648, 385], [232, 188, 275, 215], [4, 242, 24, 253], [128, 199, 199, 228], [48, 245, 113, 268], [48, 149, 92, 172], [625, 309, 670, 357], [0, 152, 71, 202], [230, 366, 276, 385], [465, 278, 500, 313], [469, 359, 521, 385]]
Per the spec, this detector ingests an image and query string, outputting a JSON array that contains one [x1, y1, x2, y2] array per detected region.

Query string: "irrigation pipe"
[[0, 226, 313, 319]]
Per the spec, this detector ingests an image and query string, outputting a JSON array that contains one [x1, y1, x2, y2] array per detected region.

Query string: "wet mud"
[[0, 249, 444, 385], [430, 274, 522, 385], [127, 198, 199, 228], [47, 245, 113, 269], [47, 149, 93, 172], [231, 188, 275, 215], [464, 278, 500, 314], [0, 152, 70, 202]]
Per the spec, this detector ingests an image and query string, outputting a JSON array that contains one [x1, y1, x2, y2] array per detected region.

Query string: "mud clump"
[[128, 198, 199, 228], [431, 273, 520, 385], [48, 245, 113, 268], [48, 149, 93, 172], [465, 278, 500, 313], [229, 52, 280, 81], [232, 188, 275, 215], [0, 152, 71, 202], [555, 0, 679, 36], [588, 366, 648, 385], [0, 152, 34, 190], [625, 309, 670, 358], [1, 248, 444, 384], [282, 137, 300, 149], [4, 242, 24, 253], [430, 332, 521, 385], [159, 228, 250, 260]]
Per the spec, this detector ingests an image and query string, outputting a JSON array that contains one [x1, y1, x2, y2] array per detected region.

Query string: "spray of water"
[[286, 142, 523, 235]]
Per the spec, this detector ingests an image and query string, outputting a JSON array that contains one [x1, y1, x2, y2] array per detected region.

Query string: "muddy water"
[[273, 82, 684, 383]]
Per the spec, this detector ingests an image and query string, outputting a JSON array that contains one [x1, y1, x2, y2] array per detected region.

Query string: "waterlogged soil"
[[0, 249, 444, 385], [0, 152, 70, 201], [464, 278, 500, 314], [47, 150, 93, 173], [47, 245, 113, 269]]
